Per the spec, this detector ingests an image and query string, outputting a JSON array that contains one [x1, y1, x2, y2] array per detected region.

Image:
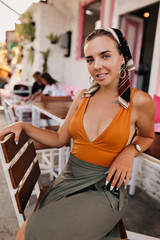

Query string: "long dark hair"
[[40, 72, 57, 85], [84, 29, 122, 55]]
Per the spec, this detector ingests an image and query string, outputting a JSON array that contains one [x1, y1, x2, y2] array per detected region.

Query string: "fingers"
[[14, 131, 21, 145], [0, 127, 11, 141], [10, 125, 22, 144], [105, 167, 116, 186], [123, 171, 131, 186], [0, 123, 22, 144], [105, 168, 131, 191]]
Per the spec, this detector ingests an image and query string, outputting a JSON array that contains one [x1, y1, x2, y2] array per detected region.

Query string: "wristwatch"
[[132, 143, 141, 153]]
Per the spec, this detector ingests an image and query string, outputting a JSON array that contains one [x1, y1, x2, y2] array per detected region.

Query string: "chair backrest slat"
[[9, 142, 36, 188], [15, 160, 40, 213], [1, 132, 30, 163]]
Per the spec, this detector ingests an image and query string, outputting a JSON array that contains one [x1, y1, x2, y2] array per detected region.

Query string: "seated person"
[[25, 72, 45, 101], [35, 72, 66, 101], [0, 28, 155, 240]]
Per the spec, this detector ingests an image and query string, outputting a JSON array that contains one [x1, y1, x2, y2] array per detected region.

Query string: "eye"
[[86, 58, 94, 63], [102, 54, 110, 59]]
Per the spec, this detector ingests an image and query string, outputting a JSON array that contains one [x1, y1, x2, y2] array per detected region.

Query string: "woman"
[[0, 28, 155, 240], [40, 72, 66, 97], [34, 72, 66, 101]]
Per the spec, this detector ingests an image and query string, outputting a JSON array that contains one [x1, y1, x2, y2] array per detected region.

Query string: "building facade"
[[21, 0, 160, 98]]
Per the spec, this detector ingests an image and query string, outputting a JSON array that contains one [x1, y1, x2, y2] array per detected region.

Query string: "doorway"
[[119, 2, 159, 93]]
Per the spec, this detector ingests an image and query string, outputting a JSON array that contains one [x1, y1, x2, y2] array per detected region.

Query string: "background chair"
[[13, 84, 31, 97], [2, 99, 17, 124], [0, 131, 128, 239]]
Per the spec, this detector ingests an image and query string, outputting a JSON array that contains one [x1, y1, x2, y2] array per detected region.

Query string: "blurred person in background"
[[25, 71, 45, 101], [41, 72, 66, 97]]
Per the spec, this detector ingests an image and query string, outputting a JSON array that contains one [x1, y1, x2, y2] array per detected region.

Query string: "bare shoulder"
[[64, 89, 87, 120], [133, 88, 155, 110], [72, 89, 87, 109], [60, 89, 87, 129]]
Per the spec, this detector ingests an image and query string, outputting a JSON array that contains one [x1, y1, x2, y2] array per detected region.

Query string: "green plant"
[[19, 12, 33, 23], [11, 44, 23, 64], [15, 11, 35, 42], [40, 48, 50, 72], [46, 33, 59, 44], [28, 47, 34, 64]]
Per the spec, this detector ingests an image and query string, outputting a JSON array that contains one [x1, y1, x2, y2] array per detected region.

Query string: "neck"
[[98, 83, 119, 98], [96, 74, 119, 96], [37, 81, 42, 86]]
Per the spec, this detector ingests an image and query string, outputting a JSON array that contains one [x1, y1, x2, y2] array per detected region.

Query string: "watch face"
[[136, 144, 141, 152]]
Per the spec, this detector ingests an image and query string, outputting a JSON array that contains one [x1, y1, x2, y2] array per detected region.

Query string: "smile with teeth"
[[96, 73, 108, 78]]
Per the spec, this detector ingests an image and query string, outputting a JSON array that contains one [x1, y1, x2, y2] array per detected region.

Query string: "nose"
[[94, 58, 102, 70]]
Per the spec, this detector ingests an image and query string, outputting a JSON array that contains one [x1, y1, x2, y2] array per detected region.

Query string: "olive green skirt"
[[25, 154, 128, 240]]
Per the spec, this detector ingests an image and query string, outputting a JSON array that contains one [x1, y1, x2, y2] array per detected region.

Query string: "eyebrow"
[[85, 50, 111, 59]]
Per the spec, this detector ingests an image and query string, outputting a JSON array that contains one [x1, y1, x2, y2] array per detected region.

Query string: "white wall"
[[136, 154, 160, 202], [21, 2, 67, 83], [21, 0, 107, 88]]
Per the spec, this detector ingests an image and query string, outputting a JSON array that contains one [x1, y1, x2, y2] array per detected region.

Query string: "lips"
[[96, 73, 108, 79]]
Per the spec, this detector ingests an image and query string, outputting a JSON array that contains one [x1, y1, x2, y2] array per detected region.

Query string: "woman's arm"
[[106, 90, 155, 190], [0, 91, 84, 147]]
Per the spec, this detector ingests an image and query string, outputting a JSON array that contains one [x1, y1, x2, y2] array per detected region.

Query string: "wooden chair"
[[0, 132, 128, 239], [0, 131, 48, 226], [2, 99, 70, 180], [2, 99, 17, 124]]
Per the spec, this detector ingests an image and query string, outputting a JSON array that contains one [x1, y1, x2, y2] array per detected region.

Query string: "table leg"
[[32, 107, 41, 127], [15, 109, 23, 122], [58, 146, 66, 174]]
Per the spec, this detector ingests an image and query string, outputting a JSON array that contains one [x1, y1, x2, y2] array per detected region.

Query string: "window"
[[77, 0, 105, 59]]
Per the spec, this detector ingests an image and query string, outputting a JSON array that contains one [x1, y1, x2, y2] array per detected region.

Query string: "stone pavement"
[[0, 108, 160, 240]]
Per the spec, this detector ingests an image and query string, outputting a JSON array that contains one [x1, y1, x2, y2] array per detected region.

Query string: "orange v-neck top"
[[68, 88, 136, 167]]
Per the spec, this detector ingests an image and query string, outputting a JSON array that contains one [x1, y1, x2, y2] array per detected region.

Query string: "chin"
[[97, 80, 111, 86]]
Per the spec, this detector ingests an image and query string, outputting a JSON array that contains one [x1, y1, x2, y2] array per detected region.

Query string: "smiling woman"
[[0, 27, 155, 240]]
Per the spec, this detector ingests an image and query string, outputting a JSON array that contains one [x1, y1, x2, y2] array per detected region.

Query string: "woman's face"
[[84, 35, 124, 88], [41, 78, 47, 85]]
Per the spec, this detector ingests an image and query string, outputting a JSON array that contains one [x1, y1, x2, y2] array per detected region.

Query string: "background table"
[[32, 101, 72, 127]]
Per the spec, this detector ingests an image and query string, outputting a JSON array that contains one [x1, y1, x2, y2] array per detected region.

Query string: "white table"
[[13, 103, 32, 123]]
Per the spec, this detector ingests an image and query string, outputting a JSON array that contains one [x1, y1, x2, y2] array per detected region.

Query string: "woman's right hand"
[[0, 122, 23, 144]]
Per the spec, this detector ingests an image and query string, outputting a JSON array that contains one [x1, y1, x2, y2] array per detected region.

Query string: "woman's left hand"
[[105, 145, 136, 190]]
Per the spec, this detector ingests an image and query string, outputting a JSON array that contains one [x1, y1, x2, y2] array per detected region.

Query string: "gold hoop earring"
[[119, 64, 126, 79], [89, 76, 95, 84]]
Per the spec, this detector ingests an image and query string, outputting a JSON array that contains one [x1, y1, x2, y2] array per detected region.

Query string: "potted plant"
[[46, 33, 59, 44], [40, 48, 50, 72]]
